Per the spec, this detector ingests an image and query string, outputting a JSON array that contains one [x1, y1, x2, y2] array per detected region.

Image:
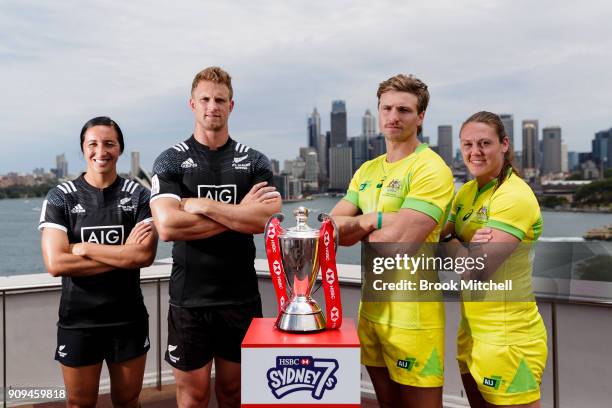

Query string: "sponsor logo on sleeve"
[[80, 225, 125, 245], [151, 175, 160, 196], [197, 184, 237, 204], [267, 356, 338, 400], [483, 375, 503, 390]]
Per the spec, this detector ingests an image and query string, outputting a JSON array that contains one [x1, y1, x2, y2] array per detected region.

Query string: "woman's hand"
[[470, 227, 493, 243]]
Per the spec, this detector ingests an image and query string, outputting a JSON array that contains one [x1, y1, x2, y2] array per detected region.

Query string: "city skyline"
[[2, 1, 612, 173]]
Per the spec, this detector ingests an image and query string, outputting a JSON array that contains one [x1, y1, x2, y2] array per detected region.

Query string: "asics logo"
[[181, 158, 198, 168], [462, 209, 474, 221]]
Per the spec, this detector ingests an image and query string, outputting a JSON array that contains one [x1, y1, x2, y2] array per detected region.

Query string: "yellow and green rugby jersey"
[[450, 170, 546, 344], [344, 144, 454, 329]]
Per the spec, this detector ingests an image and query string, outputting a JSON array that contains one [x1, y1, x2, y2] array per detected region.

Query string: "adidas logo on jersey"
[[181, 158, 198, 168], [70, 204, 86, 214]]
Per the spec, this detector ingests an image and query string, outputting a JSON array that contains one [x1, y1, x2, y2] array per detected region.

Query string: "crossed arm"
[[41, 221, 158, 277], [152, 182, 282, 242], [442, 222, 520, 280], [330, 199, 438, 247]]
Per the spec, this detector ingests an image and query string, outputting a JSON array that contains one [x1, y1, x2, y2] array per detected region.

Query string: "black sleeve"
[[38, 187, 69, 233], [252, 151, 274, 185], [150, 149, 183, 202], [134, 185, 153, 224]]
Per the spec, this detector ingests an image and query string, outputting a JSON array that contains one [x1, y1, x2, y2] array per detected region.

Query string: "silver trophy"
[[267, 207, 338, 332]]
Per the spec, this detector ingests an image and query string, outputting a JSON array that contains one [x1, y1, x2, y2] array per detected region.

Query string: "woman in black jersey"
[[39, 117, 157, 408]]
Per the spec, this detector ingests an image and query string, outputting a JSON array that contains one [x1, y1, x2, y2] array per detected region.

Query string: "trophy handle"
[[264, 213, 285, 237], [311, 212, 339, 296], [318, 212, 339, 252]]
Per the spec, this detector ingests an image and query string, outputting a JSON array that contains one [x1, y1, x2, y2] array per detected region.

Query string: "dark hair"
[[79, 116, 124, 153], [460, 111, 520, 189], [377, 74, 430, 135], [191, 66, 233, 99]]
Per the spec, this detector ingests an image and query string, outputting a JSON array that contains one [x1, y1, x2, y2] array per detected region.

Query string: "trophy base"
[[276, 296, 327, 332]]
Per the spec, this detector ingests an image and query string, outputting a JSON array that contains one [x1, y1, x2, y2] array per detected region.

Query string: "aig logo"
[[81, 225, 125, 245], [198, 184, 237, 204]]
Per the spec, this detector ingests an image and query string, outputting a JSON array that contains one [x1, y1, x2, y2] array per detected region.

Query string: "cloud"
[[1, 0, 612, 172]]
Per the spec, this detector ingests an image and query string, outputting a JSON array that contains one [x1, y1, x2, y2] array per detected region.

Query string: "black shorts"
[[55, 320, 150, 367], [165, 299, 262, 371]]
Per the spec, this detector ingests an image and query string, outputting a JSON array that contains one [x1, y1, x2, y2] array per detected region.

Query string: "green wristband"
[[377, 211, 383, 229]]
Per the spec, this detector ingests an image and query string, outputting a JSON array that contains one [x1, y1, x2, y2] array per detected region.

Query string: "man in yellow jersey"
[[331, 74, 454, 407]]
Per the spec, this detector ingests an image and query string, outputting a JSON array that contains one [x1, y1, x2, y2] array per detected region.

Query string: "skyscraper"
[[561, 143, 568, 173], [362, 109, 376, 137], [370, 134, 386, 159], [592, 129, 611, 168], [307, 108, 321, 150], [55, 154, 68, 179], [350, 135, 369, 171], [499, 114, 514, 151], [542, 126, 562, 174], [330, 100, 347, 147], [270, 159, 280, 175], [329, 146, 352, 191], [522, 120, 539, 175], [437, 125, 453, 165]]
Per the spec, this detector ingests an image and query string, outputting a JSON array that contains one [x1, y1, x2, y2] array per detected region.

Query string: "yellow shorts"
[[457, 325, 548, 405], [358, 316, 444, 387]]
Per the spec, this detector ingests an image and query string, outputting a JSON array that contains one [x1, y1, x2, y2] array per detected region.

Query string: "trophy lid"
[[280, 207, 319, 239]]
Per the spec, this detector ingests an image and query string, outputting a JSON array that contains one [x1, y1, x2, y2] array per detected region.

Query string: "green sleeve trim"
[[486, 219, 526, 241], [344, 190, 359, 207], [532, 216, 543, 240], [401, 197, 444, 222], [448, 213, 456, 223]]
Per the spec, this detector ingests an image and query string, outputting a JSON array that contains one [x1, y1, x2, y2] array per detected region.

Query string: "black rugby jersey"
[[38, 175, 152, 329], [151, 135, 273, 307]]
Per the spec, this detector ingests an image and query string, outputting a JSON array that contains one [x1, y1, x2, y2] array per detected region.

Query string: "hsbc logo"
[[267, 224, 277, 239], [325, 268, 335, 285], [81, 225, 125, 245], [198, 184, 237, 204], [272, 260, 282, 276], [324, 231, 330, 247], [330, 307, 339, 322]]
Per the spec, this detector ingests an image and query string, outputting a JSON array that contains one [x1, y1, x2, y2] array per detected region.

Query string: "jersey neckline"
[[189, 134, 234, 152], [76, 173, 123, 193]]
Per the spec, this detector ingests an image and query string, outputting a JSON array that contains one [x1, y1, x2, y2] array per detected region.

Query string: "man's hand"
[[126, 221, 153, 245], [240, 182, 280, 205]]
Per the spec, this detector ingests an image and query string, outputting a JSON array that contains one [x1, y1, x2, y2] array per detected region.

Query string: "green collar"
[[474, 167, 512, 202]]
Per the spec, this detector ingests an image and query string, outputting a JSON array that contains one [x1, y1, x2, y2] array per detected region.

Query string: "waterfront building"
[[330, 100, 347, 147], [561, 143, 568, 173], [522, 120, 539, 178], [307, 108, 321, 150], [499, 114, 514, 151], [437, 125, 453, 166], [55, 153, 68, 179], [369, 134, 386, 159], [362, 109, 376, 137], [350, 135, 369, 171], [592, 129, 611, 168], [329, 146, 352, 191], [270, 159, 280, 175], [542, 126, 562, 174]]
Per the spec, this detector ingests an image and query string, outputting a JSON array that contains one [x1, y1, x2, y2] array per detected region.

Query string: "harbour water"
[[0, 196, 609, 276]]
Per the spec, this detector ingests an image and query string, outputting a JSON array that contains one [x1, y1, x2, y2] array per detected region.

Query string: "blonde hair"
[[191, 66, 233, 99]]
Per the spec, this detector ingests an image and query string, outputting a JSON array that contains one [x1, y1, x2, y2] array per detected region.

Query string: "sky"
[[1, 0, 612, 174]]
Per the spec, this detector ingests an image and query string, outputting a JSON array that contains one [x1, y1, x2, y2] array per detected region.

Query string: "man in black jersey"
[[150, 66, 281, 408]]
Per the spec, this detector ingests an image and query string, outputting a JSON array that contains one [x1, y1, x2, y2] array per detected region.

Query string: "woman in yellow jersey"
[[443, 111, 547, 407]]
